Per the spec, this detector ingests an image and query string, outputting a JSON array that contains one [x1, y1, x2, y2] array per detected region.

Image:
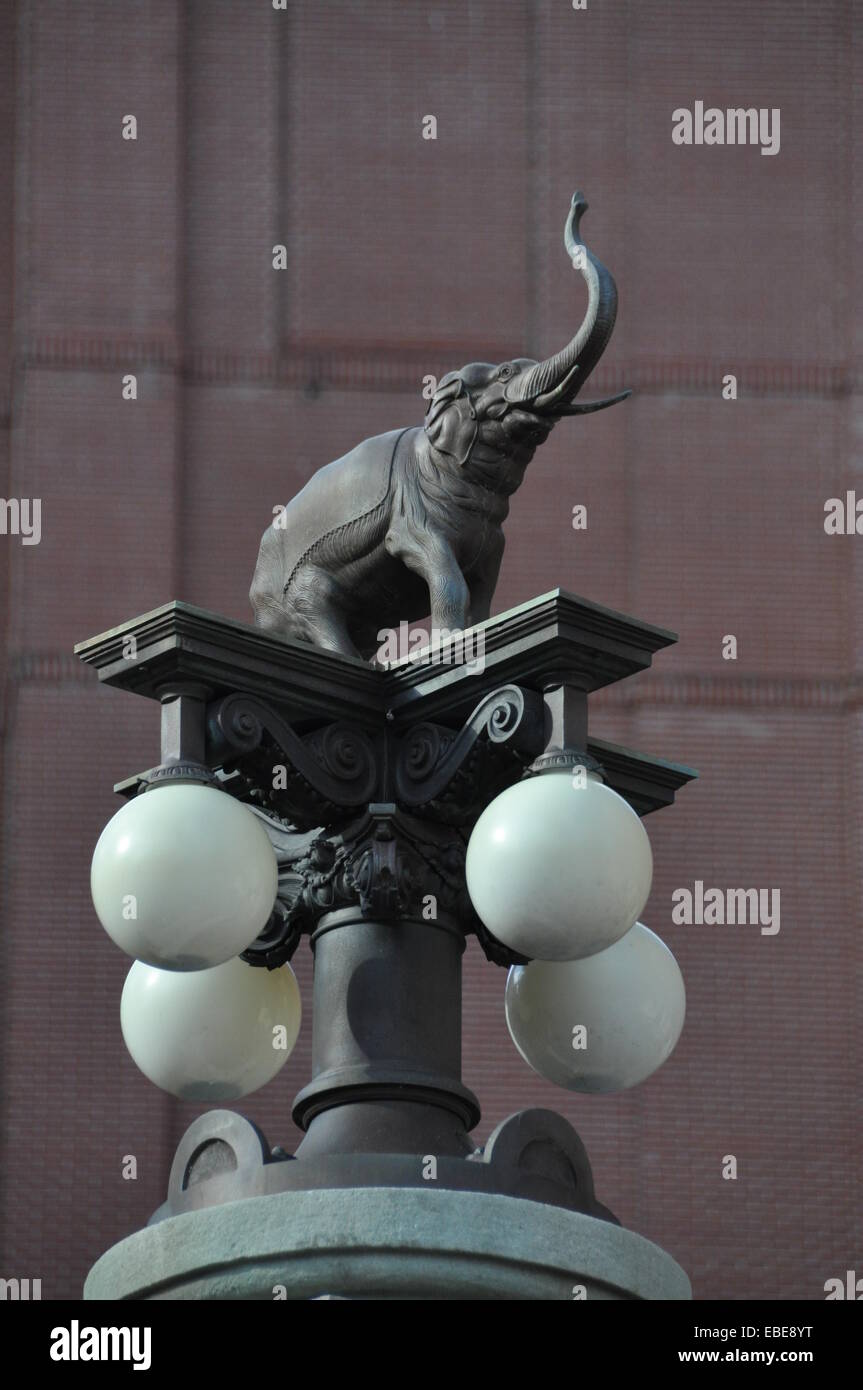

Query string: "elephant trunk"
[[505, 191, 621, 412]]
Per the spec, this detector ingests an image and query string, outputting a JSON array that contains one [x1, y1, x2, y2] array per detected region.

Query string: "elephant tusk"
[[531, 362, 581, 411], [551, 389, 632, 416]]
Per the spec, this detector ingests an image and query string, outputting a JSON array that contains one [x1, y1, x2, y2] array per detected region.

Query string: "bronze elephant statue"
[[250, 191, 629, 660]]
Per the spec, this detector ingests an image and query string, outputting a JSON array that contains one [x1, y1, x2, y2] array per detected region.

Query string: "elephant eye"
[[498, 364, 516, 380]]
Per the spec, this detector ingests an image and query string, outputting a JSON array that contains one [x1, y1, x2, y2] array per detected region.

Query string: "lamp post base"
[[84, 1186, 690, 1301]]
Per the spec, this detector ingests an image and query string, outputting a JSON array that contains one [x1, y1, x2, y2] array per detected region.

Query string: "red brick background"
[[0, 0, 860, 1301]]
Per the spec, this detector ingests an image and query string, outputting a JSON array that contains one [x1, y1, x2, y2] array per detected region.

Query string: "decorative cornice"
[[586, 737, 695, 817], [382, 588, 678, 718], [14, 647, 863, 713], [72, 591, 678, 709], [72, 600, 381, 724]]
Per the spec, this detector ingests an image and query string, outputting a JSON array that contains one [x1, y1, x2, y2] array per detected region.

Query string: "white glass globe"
[[121, 955, 301, 1100], [91, 784, 279, 970], [466, 771, 652, 961], [505, 922, 685, 1093]]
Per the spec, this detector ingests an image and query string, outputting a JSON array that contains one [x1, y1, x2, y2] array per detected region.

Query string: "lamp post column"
[[292, 908, 479, 1159]]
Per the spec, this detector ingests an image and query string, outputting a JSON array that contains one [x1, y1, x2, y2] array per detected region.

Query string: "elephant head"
[[424, 191, 630, 490]]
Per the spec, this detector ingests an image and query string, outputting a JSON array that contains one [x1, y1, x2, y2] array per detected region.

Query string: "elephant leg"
[[430, 569, 470, 634], [467, 538, 504, 625], [252, 598, 296, 640], [386, 528, 470, 634], [306, 612, 363, 659], [289, 565, 364, 659]]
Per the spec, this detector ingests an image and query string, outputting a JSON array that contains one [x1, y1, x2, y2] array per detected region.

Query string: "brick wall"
[[0, 0, 860, 1300]]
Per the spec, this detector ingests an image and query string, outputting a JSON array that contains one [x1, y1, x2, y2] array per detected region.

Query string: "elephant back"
[[272, 427, 411, 595]]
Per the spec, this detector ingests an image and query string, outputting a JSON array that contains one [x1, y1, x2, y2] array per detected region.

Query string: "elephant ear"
[[424, 372, 477, 466]]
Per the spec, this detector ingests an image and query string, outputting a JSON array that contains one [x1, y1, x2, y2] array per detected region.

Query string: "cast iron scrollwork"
[[394, 683, 544, 824], [239, 802, 513, 965], [216, 686, 545, 969], [239, 814, 324, 968], [207, 691, 379, 828]]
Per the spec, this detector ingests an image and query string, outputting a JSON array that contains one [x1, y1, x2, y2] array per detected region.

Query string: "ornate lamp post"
[[79, 194, 696, 1301]]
